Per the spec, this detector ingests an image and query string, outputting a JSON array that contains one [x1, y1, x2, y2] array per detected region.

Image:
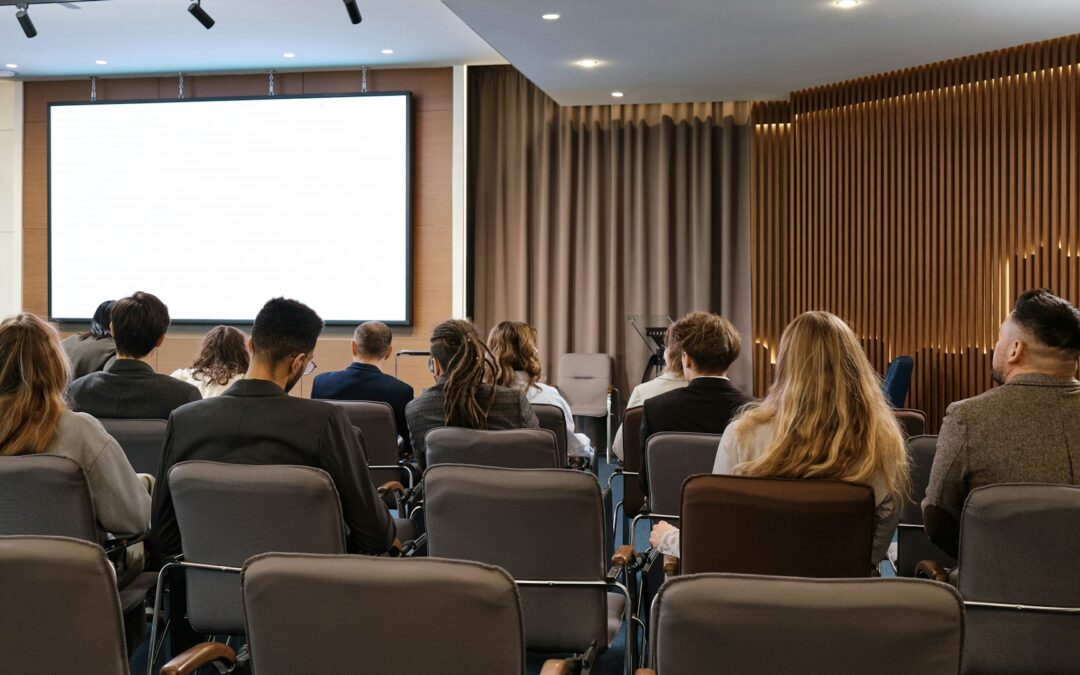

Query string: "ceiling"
[[443, 0, 1080, 105], [0, 0, 502, 79]]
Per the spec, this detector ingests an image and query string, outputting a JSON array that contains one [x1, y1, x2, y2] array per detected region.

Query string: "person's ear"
[[247, 336, 255, 353], [350, 341, 360, 358], [681, 352, 693, 371], [154, 334, 166, 349], [290, 353, 306, 376], [1009, 339, 1026, 365]]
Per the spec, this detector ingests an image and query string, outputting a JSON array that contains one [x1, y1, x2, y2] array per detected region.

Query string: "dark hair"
[[353, 321, 392, 359], [111, 292, 170, 358], [430, 319, 496, 429], [1012, 289, 1080, 358], [251, 298, 323, 364], [191, 326, 250, 385], [78, 300, 115, 341], [671, 311, 741, 373]]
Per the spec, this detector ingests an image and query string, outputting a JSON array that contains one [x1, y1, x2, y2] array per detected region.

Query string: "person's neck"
[[687, 369, 727, 381], [352, 357, 384, 369], [1005, 363, 1077, 383], [116, 353, 154, 366], [246, 360, 289, 390]]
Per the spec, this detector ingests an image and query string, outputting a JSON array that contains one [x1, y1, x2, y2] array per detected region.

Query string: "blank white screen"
[[49, 94, 410, 323]]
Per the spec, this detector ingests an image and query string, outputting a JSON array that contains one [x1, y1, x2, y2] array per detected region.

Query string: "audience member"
[[151, 297, 396, 560], [170, 325, 249, 398], [68, 292, 200, 419], [312, 321, 415, 455], [612, 323, 689, 460], [406, 319, 539, 465], [639, 311, 752, 494], [923, 289, 1080, 558], [59, 300, 117, 379], [0, 313, 149, 539], [488, 320, 594, 460], [650, 311, 909, 565]]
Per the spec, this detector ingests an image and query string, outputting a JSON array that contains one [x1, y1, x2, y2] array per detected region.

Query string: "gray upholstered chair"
[[556, 353, 616, 457], [532, 403, 570, 467], [639, 573, 964, 675], [918, 483, 1080, 674], [98, 418, 168, 475], [424, 427, 560, 469], [424, 465, 636, 673], [322, 399, 416, 489], [895, 435, 955, 576], [241, 553, 544, 674], [147, 461, 348, 672]]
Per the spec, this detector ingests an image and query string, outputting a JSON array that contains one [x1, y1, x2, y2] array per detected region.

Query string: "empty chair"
[[883, 355, 914, 408], [424, 427, 560, 469], [323, 399, 415, 488], [640, 573, 963, 675], [98, 418, 168, 475], [532, 403, 570, 467], [893, 408, 927, 438], [895, 435, 955, 576], [556, 353, 614, 452], [918, 484, 1080, 674]]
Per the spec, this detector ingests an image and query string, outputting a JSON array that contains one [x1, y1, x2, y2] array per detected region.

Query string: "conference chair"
[[883, 355, 914, 408], [608, 406, 646, 545], [639, 573, 964, 675], [147, 461, 349, 673], [425, 465, 637, 674], [424, 427, 561, 469], [893, 408, 927, 438], [557, 353, 617, 458], [917, 484, 1080, 674], [98, 418, 168, 475], [532, 403, 570, 467], [324, 398, 417, 491], [895, 435, 955, 576]]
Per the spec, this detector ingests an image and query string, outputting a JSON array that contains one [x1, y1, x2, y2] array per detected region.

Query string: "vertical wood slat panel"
[[751, 35, 1080, 432]]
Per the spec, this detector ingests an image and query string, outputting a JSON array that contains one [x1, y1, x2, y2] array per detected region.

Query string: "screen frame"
[[46, 90, 414, 327]]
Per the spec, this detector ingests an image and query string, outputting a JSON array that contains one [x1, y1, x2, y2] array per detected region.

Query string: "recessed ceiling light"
[[381, 49, 394, 55], [576, 59, 601, 69], [282, 52, 296, 58], [4, 64, 17, 69], [834, 0, 859, 7], [95, 59, 108, 65], [542, 13, 560, 20], [0, 71, 15, 78], [611, 91, 624, 98]]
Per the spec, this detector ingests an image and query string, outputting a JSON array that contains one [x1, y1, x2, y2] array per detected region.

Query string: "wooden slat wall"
[[751, 35, 1080, 432]]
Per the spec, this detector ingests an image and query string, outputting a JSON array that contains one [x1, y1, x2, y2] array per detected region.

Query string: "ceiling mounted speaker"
[[344, 0, 361, 25]]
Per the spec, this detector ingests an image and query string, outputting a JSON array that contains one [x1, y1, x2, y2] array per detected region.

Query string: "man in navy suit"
[[312, 321, 415, 455]]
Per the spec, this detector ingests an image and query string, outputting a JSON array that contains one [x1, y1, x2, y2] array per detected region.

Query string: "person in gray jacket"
[[60, 299, 118, 379]]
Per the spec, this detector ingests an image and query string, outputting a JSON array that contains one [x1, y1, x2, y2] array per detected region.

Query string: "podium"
[[629, 315, 673, 383]]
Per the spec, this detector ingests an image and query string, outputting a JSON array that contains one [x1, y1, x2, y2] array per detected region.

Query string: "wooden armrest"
[[915, 559, 951, 583], [635, 669, 657, 675], [377, 480, 405, 495], [611, 544, 636, 569], [160, 642, 237, 675], [663, 554, 679, 576], [540, 659, 575, 675]]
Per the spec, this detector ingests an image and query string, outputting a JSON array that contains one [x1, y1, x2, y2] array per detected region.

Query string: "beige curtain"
[[468, 65, 753, 397]]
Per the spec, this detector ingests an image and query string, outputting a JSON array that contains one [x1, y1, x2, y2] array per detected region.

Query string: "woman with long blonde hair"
[[651, 311, 909, 564]]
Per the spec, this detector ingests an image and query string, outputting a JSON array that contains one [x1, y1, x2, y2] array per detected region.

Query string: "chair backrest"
[[649, 573, 963, 675], [0, 536, 130, 674], [883, 355, 914, 408], [0, 454, 100, 541], [897, 435, 955, 575], [680, 474, 876, 577], [531, 403, 569, 467], [97, 418, 167, 475], [556, 353, 612, 417], [621, 406, 645, 515], [243, 553, 525, 674], [893, 408, 927, 438], [424, 464, 608, 652], [956, 483, 1080, 674], [646, 432, 724, 515], [424, 427, 559, 469], [169, 461, 347, 634], [322, 400, 401, 484]]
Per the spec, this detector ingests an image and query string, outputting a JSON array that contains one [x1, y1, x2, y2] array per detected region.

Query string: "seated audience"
[[487, 320, 594, 460], [651, 311, 910, 565], [311, 321, 415, 455], [612, 324, 689, 459], [60, 300, 117, 379], [923, 289, 1080, 559], [406, 319, 539, 465], [68, 292, 200, 419], [170, 325, 249, 398], [151, 298, 396, 559], [0, 313, 149, 539], [639, 311, 752, 494]]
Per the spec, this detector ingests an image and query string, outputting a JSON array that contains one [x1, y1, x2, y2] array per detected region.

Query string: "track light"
[[344, 0, 362, 24], [188, 0, 215, 30], [15, 4, 36, 39]]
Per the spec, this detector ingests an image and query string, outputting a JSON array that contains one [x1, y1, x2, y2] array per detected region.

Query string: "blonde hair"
[[487, 321, 542, 391], [734, 311, 909, 503], [0, 313, 71, 457]]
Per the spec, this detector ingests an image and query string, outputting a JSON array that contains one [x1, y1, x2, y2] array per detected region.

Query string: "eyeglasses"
[[303, 359, 318, 376]]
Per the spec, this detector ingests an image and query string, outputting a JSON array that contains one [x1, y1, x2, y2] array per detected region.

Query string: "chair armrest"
[[540, 659, 576, 675], [611, 545, 636, 569], [915, 559, 951, 583], [377, 480, 406, 496], [663, 554, 679, 576], [159, 642, 237, 675]]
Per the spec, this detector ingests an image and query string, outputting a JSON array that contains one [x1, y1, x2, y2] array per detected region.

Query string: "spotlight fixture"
[[95, 59, 108, 65], [282, 52, 296, 58], [542, 13, 560, 20], [15, 4, 37, 39], [344, 0, 362, 25], [188, 0, 215, 30], [611, 91, 624, 98], [575, 59, 601, 69], [834, 0, 859, 7], [381, 48, 394, 55]]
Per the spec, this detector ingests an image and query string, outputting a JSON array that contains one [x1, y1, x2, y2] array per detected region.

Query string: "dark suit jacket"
[[311, 362, 415, 454], [639, 376, 753, 494], [150, 379, 396, 561], [69, 359, 201, 420], [405, 377, 539, 467], [60, 334, 117, 380]]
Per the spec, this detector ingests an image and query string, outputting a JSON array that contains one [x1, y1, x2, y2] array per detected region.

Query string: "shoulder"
[[68, 371, 102, 392], [51, 411, 113, 457], [382, 373, 414, 394], [942, 386, 1006, 421], [57, 409, 109, 437]]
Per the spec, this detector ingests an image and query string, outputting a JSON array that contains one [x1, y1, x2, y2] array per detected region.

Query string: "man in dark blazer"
[[640, 312, 753, 495], [311, 321, 415, 455], [69, 291, 200, 419]]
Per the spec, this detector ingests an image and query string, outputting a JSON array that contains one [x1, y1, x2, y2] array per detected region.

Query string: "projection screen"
[[48, 92, 411, 324]]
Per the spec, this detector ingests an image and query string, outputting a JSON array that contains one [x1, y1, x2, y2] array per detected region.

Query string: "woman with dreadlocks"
[[405, 319, 539, 466]]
